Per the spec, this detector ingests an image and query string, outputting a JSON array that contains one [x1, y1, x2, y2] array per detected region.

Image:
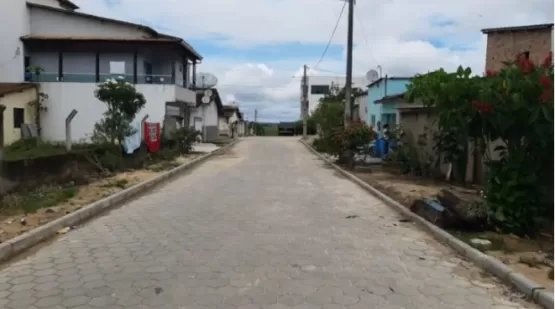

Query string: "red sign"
[[143, 122, 161, 152]]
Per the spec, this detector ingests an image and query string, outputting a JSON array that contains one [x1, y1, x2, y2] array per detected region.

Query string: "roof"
[[354, 90, 368, 98], [481, 23, 554, 34], [0, 83, 37, 97], [57, 0, 79, 10], [26, 3, 202, 60], [374, 92, 406, 104], [367, 76, 412, 88], [21, 35, 178, 43]]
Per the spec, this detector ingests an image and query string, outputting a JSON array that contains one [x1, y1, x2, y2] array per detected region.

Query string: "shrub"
[[172, 128, 201, 154]]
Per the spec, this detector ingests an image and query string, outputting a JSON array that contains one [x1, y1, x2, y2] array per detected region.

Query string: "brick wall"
[[485, 28, 553, 72]]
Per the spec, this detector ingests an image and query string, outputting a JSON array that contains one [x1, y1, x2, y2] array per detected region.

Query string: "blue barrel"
[[375, 138, 384, 157]]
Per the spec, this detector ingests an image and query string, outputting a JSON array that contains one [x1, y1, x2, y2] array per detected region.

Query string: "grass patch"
[[3, 138, 100, 161], [146, 160, 181, 172], [1, 185, 79, 214], [101, 179, 129, 189]]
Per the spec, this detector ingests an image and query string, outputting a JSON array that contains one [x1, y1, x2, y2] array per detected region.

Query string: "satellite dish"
[[204, 89, 213, 97], [196, 72, 218, 88], [201, 96, 210, 104], [366, 69, 379, 83]]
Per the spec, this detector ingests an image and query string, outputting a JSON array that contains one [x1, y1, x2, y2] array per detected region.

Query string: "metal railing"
[[24, 72, 189, 87]]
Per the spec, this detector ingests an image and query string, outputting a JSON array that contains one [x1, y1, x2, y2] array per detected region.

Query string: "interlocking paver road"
[[0, 137, 538, 309]]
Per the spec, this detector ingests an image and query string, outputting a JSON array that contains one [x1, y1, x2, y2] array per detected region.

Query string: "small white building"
[[353, 91, 369, 124], [0, 0, 202, 142], [301, 75, 368, 117], [189, 89, 223, 142]]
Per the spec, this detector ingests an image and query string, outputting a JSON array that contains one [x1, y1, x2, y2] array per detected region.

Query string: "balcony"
[[25, 72, 196, 104]]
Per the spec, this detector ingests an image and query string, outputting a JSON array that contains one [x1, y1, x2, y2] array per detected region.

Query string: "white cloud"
[[74, 0, 554, 122]]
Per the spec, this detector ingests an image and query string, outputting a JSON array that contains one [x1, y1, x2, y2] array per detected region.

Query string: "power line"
[[312, 1, 347, 70]]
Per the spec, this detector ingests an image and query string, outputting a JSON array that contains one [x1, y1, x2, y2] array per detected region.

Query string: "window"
[[109, 61, 125, 74], [311, 85, 330, 95], [13, 108, 24, 129], [382, 113, 397, 126], [371, 115, 376, 125]]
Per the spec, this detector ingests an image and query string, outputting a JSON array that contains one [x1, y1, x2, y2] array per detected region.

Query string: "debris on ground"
[[57, 227, 72, 235], [470, 238, 493, 250]]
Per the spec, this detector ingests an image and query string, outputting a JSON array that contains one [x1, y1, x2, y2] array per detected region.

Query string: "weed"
[[0, 185, 79, 214]]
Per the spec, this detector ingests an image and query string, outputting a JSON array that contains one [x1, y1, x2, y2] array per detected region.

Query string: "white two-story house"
[[0, 0, 202, 142]]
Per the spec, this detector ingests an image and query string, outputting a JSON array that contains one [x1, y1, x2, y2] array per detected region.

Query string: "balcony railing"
[[24, 72, 189, 87]]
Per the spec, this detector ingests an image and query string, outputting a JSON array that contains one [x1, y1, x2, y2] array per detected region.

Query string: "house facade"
[[366, 76, 412, 127], [0, 0, 202, 142], [301, 75, 367, 116], [482, 23, 554, 72], [0, 83, 38, 146]]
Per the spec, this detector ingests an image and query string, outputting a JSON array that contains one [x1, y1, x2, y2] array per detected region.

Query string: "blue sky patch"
[[189, 40, 343, 62]]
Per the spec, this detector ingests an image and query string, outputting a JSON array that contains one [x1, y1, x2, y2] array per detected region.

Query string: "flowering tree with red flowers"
[[475, 53, 553, 234]]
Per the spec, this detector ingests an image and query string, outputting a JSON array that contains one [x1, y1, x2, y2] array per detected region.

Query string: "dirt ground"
[[353, 168, 554, 291], [0, 153, 201, 244]]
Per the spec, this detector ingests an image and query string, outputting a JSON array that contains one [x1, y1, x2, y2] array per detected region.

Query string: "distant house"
[[353, 91, 368, 124], [0, 83, 38, 146], [482, 23, 554, 72], [366, 76, 412, 128], [302, 75, 368, 117], [191, 89, 223, 142], [0, 0, 202, 142], [220, 104, 243, 138]]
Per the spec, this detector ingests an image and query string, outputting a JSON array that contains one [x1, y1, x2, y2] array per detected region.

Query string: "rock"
[[45, 208, 55, 213], [57, 227, 71, 235], [469, 238, 492, 250], [20, 217, 27, 225], [437, 189, 487, 228]]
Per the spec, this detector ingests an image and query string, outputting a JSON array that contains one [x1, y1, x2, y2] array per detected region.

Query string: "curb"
[[300, 139, 553, 309], [0, 140, 239, 263]]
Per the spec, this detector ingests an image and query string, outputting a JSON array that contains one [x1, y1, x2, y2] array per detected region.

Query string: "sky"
[[74, 0, 554, 122]]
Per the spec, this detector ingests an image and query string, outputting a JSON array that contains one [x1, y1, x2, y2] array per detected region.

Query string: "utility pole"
[[344, 0, 355, 128], [302, 64, 309, 138], [254, 109, 258, 136]]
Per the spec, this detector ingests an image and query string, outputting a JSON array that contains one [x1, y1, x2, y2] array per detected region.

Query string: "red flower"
[[543, 52, 552, 68], [486, 70, 497, 77], [540, 89, 553, 102], [472, 100, 493, 114], [539, 75, 552, 89], [516, 55, 536, 74]]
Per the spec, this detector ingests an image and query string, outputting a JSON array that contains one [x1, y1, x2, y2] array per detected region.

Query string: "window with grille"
[[310, 85, 330, 95]]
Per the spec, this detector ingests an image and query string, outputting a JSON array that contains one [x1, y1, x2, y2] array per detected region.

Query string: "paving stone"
[[0, 138, 540, 309]]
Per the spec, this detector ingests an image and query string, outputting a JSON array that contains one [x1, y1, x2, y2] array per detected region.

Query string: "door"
[[144, 61, 153, 83], [193, 117, 203, 142]]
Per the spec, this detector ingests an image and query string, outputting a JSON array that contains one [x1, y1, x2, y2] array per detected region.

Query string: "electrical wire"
[[312, 1, 347, 70]]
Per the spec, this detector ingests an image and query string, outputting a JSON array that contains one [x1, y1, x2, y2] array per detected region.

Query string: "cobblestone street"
[[0, 137, 537, 309]]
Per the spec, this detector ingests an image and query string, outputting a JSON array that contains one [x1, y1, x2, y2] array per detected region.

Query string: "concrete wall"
[[188, 101, 219, 142], [485, 28, 553, 72], [0, 88, 36, 145], [39, 83, 177, 141], [218, 116, 229, 136], [0, 0, 31, 82], [29, 6, 151, 38]]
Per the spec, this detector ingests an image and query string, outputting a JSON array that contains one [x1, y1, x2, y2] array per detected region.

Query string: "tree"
[[405, 67, 482, 182], [25, 65, 47, 138], [92, 79, 146, 144]]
